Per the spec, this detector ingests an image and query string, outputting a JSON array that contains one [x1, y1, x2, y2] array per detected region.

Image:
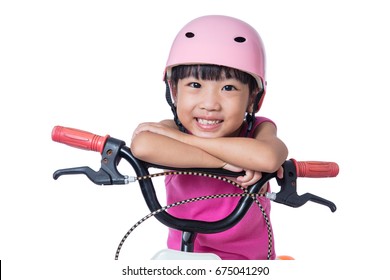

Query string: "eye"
[[222, 85, 236, 91], [189, 82, 201, 88]]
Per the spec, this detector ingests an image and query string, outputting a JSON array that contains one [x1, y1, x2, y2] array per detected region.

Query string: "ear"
[[168, 80, 178, 103], [172, 87, 178, 103], [246, 92, 256, 113]]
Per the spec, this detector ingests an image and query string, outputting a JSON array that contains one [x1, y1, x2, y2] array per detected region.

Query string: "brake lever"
[[53, 137, 130, 185], [267, 160, 337, 212], [53, 166, 117, 185]]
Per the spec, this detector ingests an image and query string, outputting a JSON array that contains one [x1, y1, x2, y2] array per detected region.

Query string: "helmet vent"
[[234, 36, 246, 43], [185, 32, 195, 38]]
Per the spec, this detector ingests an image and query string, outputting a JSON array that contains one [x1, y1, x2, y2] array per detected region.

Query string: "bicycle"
[[51, 125, 338, 260]]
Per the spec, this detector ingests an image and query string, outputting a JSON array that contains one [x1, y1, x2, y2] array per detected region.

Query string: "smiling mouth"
[[196, 118, 223, 125]]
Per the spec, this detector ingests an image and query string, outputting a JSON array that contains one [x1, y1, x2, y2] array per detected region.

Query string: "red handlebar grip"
[[51, 126, 109, 153], [292, 159, 339, 178]]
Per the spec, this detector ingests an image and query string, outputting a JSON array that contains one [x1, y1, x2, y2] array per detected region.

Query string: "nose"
[[199, 89, 221, 111]]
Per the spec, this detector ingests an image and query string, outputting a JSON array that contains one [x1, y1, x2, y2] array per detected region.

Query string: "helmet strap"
[[245, 88, 264, 137], [165, 79, 186, 132], [245, 113, 255, 137]]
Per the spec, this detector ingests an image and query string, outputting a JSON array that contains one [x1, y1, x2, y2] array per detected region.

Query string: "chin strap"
[[245, 113, 255, 137], [245, 87, 265, 136]]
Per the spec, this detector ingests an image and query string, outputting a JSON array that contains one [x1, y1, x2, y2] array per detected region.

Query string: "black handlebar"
[[54, 137, 277, 234], [53, 135, 337, 236], [52, 126, 338, 259]]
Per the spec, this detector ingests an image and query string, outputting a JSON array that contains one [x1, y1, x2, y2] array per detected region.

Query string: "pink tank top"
[[164, 117, 276, 260]]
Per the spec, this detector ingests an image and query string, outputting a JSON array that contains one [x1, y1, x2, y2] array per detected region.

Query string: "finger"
[[248, 171, 262, 186], [222, 163, 243, 173], [237, 169, 253, 183], [277, 166, 284, 179], [259, 183, 268, 194], [239, 171, 262, 187]]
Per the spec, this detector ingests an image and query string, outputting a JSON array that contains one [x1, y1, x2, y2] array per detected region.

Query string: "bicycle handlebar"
[[52, 126, 109, 153], [52, 126, 339, 179], [52, 125, 338, 236], [52, 126, 246, 178], [292, 159, 339, 178]]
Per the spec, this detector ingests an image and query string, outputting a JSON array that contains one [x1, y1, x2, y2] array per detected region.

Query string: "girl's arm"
[[182, 121, 288, 173], [131, 120, 288, 173], [130, 127, 225, 169]]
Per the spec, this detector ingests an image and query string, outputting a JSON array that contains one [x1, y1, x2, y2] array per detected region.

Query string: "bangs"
[[171, 64, 257, 91]]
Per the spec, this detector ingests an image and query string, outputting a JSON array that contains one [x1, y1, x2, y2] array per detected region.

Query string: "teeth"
[[197, 118, 221, 125]]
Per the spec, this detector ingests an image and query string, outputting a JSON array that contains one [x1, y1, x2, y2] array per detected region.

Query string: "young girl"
[[131, 15, 288, 260]]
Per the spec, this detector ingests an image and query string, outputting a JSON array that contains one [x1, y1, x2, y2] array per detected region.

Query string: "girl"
[[131, 15, 288, 260]]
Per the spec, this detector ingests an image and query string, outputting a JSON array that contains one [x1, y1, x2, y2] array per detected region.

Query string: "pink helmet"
[[165, 15, 267, 112]]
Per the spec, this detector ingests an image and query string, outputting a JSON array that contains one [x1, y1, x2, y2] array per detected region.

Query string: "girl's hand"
[[222, 163, 261, 188], [237, 169, 262, 188], [223, 164, 285, 193], [242, 166, 284, 193]]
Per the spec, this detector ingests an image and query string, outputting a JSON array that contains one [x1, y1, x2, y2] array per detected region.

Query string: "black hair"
[[170, 64, 258, 94]]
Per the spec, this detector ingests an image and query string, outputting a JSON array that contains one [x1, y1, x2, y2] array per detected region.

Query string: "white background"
[[1, 0, 389, 279]]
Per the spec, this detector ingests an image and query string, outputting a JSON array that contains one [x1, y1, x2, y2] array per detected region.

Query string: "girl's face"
[[173, 77, 253, 138]]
